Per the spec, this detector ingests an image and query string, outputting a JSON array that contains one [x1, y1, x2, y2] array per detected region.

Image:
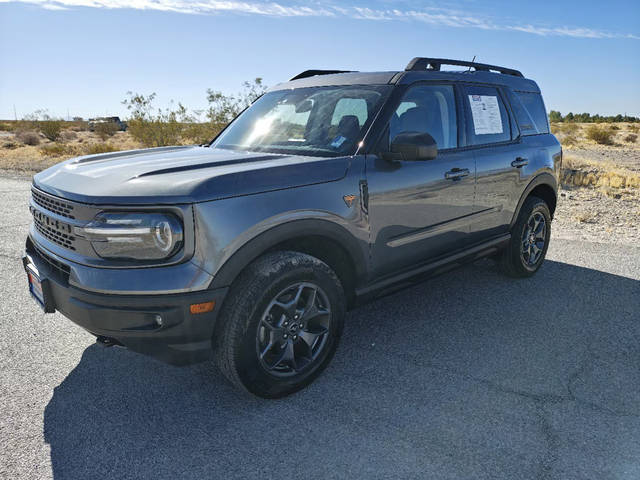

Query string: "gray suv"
[[23, 58, 561, 397]]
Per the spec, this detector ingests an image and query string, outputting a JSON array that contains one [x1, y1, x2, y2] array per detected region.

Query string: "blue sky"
[[0, 0, 639, 120]]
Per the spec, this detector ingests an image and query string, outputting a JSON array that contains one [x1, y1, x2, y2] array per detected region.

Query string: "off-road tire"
[[215, 251, 345, 398], [499, 196, 551, 278]]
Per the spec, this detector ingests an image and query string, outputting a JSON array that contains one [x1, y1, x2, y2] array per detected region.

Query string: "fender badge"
[[343, 195, 357, 208]]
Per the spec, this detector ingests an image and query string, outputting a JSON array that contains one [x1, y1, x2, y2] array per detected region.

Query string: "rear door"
[[461, 84, 528, 241], [366, 83, 477, 279]]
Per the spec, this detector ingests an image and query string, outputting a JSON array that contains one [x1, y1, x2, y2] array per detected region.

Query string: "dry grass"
[[84, 143, 118, 154], [0, 130, 143, 172], [561, 154, 640, 190]]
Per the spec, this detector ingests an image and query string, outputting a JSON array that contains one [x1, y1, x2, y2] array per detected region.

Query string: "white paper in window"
[[468, 95, 503, 135]]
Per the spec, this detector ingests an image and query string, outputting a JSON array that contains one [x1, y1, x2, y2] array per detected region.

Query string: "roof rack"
[[405, 57, 523, 77], [290, 69, 354, 81]]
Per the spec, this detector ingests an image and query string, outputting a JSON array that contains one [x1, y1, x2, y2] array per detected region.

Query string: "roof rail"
[[405, 57, 523, 77], [290, 69, 354, 81]]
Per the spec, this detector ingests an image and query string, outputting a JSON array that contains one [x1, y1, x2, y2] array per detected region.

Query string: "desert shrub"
[[38, 120, 64, 141], [70, 121, 89, 132], [95, 122, 119, 140], [122, 92, 184, 147], [562, 123, 580, 134], [2, 141, 19, 149], [624, 134, 637, 143], [0, 122, 15, 132], [205, 78, 266, 132], [609, 125, 620, 130], [41, 143, 75, 156], [60, 130, 77, 142], [84, 143, 117, 155], [561, 134, 578, 147], [585, 125, 614, 145], [181, 123, 218, 144], [16, 131, 41, 146], [628, 125, 639, 133]]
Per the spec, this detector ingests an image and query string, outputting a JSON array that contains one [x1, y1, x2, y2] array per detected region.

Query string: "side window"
[[389, 85, 457, 150], [514, 91, 550, 134], [463, 86, 511, 145]]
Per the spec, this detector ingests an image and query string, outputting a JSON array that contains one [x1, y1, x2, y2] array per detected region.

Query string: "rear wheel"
[[499, 196, 551, 277], [215, 251, 345, 398]]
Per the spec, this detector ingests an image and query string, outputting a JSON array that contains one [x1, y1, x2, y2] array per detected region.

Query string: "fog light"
[[155, 314, 163, 326], [190, 301, 215, 314]]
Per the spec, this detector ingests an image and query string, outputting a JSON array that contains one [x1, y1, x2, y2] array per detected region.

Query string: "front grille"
[[32, 242, 71, 282], [33, 211, 77, 250], [32, 189, 75, 219]]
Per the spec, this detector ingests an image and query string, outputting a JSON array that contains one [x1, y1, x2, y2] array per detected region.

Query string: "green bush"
[[181, 123, 218, 144], [585, 125, 614, 145], [38, 120, 64, 141], [122, 92, 184, 147], [95, 122, 119, 140]]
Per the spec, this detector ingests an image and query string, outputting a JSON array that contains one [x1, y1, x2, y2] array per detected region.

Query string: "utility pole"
[[13, 104, 17, 121]]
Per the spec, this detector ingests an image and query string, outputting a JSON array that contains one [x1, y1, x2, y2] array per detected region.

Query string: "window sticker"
[[468, 95, 503, 135]]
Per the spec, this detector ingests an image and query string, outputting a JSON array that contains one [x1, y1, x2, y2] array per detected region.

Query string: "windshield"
[[212, 85, 392, 157]]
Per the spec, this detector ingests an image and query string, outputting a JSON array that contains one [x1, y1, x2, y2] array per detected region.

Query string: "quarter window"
[[463, 86, 511, 145], [515, 91, 550, 134], [389, 85, 458, 150]]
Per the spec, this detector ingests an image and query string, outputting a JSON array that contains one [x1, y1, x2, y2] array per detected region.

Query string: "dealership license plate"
[[25, 261, 52, 312]]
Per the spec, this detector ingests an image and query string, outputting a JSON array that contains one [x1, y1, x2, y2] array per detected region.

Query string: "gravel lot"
[[1, 173, 639, 480]]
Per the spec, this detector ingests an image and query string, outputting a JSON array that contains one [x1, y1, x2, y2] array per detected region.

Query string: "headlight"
[[76, 212, 183, 260]]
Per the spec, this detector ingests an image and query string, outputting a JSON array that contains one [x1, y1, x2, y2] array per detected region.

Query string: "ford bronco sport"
[[23, 58, 561, 398]]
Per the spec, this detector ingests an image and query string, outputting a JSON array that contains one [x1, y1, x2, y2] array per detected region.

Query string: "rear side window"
[[463, 85, 511, 145], [514, 91, 550, 134]]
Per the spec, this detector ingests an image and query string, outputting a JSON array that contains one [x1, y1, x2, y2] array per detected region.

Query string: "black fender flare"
[[510, 172, 558, 228], [208, 218, 368, 291]]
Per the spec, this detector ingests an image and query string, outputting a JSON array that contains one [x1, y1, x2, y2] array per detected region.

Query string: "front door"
[[366, 83, 476, 279]]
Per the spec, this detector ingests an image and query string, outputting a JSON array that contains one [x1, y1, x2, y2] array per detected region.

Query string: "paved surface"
[[0, 173, 639, 480]]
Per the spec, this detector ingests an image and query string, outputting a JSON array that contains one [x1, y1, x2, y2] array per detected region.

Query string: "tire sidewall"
[[232, 255, 345, 398]]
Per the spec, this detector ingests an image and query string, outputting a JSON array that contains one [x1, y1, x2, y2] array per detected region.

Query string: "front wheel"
[[499, 196, 551, 278], [215, 251, 345, 398]]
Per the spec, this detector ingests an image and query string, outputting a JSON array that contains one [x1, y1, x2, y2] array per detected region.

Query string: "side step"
[[355, 234, 510, 302]]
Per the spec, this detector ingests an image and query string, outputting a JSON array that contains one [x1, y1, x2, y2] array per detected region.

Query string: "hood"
[[33, 146, 350, 204]]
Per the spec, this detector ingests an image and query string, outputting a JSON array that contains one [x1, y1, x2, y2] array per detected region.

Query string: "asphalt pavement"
[[0, 173, 638, 480]]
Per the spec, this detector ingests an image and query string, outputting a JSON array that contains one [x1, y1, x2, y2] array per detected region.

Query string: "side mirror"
[[389, 132, 438, 161]]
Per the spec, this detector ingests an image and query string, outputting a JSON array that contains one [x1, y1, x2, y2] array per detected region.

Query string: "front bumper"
[[23, 238, 228, 366]]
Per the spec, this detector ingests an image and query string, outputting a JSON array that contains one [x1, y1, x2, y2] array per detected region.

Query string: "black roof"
[[269, 57, 540, 93]]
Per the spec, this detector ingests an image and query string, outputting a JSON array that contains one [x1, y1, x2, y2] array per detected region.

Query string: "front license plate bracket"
[[24, 257, 55, 313]]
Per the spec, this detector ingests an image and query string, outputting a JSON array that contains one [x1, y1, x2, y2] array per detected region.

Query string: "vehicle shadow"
[[43, 259, 640, 479]]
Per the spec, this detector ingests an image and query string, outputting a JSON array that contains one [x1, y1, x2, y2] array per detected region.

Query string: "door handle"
[[445, 168, 470, 180], [511, 157, 529, 168]]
